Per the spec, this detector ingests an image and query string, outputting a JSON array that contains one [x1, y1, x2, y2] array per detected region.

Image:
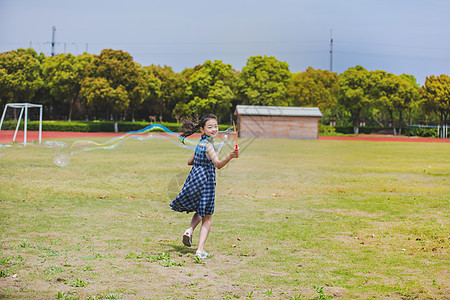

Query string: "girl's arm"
[[187, 153, 195, 165], [205, 143, 238, 169]]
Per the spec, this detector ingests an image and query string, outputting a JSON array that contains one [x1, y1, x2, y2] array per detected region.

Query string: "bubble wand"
[[233, 120, 239, 158]]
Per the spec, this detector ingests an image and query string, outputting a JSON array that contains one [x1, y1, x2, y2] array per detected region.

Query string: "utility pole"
[[329, 29, 333, 72], [51, 26, 56, 56]]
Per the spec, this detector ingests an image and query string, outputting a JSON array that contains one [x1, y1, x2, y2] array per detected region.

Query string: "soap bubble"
[[0, 144, 5, 158], [44, 141, 70, 167]]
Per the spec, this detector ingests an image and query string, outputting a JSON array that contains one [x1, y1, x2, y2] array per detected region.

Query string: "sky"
[[0, 0, 449, 85]]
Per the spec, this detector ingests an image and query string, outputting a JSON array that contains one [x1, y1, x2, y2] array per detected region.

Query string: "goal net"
[[0, 103, 43, 146]]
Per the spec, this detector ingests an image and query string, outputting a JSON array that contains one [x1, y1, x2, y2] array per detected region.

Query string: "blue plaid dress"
[[170, 135, 216, 217]]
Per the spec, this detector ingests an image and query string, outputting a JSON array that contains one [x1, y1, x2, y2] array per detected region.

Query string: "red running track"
[[0, 130, 449, 144], [0, 130, 124, 144]]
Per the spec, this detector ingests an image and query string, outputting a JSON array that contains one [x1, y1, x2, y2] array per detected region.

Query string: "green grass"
[[0, 137, 448, 299]]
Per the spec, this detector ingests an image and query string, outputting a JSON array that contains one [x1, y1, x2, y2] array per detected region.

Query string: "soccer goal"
[[0, 103, 43, 146]]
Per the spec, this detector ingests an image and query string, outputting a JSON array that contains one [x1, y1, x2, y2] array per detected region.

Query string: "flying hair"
[[180, 114, 218, 138]]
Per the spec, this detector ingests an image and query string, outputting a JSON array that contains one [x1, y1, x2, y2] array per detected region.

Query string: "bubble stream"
[[44, 124, 235, 167]]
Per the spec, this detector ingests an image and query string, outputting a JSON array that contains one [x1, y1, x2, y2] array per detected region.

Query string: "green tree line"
[[0, 48, 449, 134]]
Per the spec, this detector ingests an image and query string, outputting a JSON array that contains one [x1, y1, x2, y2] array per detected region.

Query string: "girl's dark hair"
[[181, 114, 218, 138]]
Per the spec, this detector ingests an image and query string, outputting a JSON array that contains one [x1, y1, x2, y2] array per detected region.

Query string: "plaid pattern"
[[170, 135, 216, 217]]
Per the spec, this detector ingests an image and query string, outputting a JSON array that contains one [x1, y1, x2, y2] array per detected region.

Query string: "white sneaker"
[[182, 229, 192, 247], [195, 251, 210, 259]]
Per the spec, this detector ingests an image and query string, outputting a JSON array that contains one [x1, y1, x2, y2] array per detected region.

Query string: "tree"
[[238, 55, 291, 106], [183, 60, 238, 121], [420, 74, 450, 137], [181, 65, 202, 82], [0, 48, 44, 109], [338, 66, 372, 135], [395, 74, 420, 134], [128, 64, 160, 122], [171, 66, 202, 121], [81, 77, 129, 126], [371, 71, 420, 135], [287, 67, 339, 123], [80, 49, 145, 132], [42, 53, 92, 121], [143, 65, 186, 122]]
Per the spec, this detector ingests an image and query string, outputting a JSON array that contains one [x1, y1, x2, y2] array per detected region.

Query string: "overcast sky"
[[1, 0, 449, 84]]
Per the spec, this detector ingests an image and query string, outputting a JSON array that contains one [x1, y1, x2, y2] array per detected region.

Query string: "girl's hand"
[[187, 153, 195, 165], [229, 149, 239, 159]]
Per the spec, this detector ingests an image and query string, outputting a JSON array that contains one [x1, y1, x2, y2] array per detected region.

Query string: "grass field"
[[0, 137, 449, 299]]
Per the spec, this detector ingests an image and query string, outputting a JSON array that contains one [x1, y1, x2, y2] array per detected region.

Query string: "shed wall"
[[238, 115, 320, 139]]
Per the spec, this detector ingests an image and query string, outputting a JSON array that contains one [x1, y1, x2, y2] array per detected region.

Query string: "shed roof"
[[235, 105, 322, 117]]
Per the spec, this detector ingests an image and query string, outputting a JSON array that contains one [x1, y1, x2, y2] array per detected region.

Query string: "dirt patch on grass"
[[318, 208, 384, 218]]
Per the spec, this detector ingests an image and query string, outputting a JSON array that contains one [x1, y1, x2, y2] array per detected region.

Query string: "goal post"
[[0, 103, 43, 146]]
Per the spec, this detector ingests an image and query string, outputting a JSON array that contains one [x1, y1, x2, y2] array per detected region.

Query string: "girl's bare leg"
[[189, 213, 202, 232], [197, 215, 212, 253]]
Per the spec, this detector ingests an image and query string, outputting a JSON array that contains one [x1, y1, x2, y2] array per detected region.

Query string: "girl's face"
[[200, 118, 218, 137]]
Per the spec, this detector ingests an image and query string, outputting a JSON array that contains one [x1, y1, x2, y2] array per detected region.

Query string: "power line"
[[336, 50, 450, 63], [2, 39, 449, 53]]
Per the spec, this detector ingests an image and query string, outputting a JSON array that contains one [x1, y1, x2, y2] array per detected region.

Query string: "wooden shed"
[[234, 105, 322, 140]]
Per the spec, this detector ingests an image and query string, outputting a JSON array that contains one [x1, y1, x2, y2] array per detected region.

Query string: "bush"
[[330, 125, 440, 137], [1, 121, 231, 133], [333, 126, 354, 134], [403, 126, 438, 138], [359, 126, 393, 134], [334, 126, 396, 135], [318, 123, 336, 135]]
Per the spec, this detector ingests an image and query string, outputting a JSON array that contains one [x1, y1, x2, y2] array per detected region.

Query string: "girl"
[[170, 114, 238, 258]]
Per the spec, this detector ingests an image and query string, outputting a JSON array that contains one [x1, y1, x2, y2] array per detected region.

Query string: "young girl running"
[[170, 114, 238, 258]]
